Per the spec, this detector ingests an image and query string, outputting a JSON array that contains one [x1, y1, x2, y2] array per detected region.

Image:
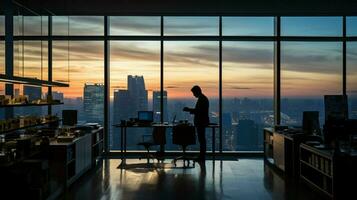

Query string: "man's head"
[[191, 85, 202, 98]]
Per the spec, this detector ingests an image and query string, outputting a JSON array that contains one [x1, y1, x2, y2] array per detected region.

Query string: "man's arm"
[[183, 107, 196, 114]]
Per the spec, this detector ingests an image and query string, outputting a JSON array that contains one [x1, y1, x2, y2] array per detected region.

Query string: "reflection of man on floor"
[[183, 85, 209, 161]]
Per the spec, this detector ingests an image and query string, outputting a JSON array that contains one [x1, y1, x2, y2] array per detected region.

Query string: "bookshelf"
[[299, 143, 357, 199]]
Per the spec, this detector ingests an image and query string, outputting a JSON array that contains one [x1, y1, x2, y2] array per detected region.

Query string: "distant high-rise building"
[[153, 90, 168, 122], [51, 91, 64, 102], [222, 113, 234, 151], [83, 83, 104, 123], [127, 75, 148, 112], [111, 75, 149, 150], [236, 119, 259, 151], [24, 86, 42, 102], [113, 90, 133, 124]]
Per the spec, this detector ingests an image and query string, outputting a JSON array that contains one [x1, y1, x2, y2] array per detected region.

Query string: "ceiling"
[[1, 0, 357, 16]]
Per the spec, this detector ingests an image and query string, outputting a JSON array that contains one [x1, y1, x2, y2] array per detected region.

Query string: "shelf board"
[[0, 74, 69, 87], [67, 158, 75, 165], [300, 160, 332, 178], [0, 119, 60, 134], [300, 175, 333, 198], [92, 140, 104, 147], [0, 102, 63, 108]]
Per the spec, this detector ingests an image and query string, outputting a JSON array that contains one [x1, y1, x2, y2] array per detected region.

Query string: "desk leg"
[[124, 127, 127, 154], [212, 127, 216, 156], [118, 127, 126, 169]]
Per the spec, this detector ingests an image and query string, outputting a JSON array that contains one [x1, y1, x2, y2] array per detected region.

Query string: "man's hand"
[[183, 107, 190, 112]]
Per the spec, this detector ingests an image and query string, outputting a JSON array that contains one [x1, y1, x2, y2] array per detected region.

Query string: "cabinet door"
[[273, 133, 285, 171]]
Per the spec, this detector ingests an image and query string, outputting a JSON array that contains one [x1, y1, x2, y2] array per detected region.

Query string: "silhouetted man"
[[183, 85, 209, 161]]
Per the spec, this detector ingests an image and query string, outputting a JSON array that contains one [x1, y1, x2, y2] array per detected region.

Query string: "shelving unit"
[[300, 144, 334, 198], [0, 102, 63, 108], [0, 74, 69, 87], [91, 128, 104, 165], [299, 143, 357, 199], [0, 119, 61, 134]]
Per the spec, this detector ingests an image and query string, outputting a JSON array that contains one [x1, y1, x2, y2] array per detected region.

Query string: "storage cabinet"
[[299, 143, 357, 199]]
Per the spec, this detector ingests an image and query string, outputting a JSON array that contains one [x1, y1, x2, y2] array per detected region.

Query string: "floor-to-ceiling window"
[[0, 15, 4, 120], [281, 17, 343, 127], [222, 17, 274, 151], [347, 16, 357, 119], [163, 17, 219, 151], [51, 16, 104, 125], [109, 16, 161, 150]]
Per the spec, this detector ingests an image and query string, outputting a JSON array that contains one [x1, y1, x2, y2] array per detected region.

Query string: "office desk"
[[112, 123, 219, 168]]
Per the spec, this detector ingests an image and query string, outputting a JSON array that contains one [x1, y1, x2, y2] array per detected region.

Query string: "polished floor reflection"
[[63, 158, 324, 200]]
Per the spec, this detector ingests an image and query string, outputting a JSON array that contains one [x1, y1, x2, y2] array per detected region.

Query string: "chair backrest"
[[152, 126, 166, 145], [172, 125, 196, 146]]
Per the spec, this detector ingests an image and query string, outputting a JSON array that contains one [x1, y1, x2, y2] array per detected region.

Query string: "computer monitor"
[[303, 111, 320, 135], [62, 110, 77, 126], [138, 111, 153, 123]]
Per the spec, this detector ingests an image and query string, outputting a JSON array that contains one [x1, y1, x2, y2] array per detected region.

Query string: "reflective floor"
[[63, 158, 324, 200]]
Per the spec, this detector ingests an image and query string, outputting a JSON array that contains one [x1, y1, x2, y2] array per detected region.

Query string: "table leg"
[[212, 127, 216, 155], [118, 126, 125, 169]]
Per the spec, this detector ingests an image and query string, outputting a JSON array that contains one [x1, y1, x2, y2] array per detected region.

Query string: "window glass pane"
[[223, 17, 274, 36], [13, 16, 23, 36], [53, 16, 103, 36], [0, 16, 4, 35], [0, 83, 4, 119], [69, 16, 103, 35], [164, 17, 218, 36], [52, 41, 104, 124], [110, 16, 160, 35], [281, 42, 342, 126], [110, 41, 160, 150], [13, 41, 24, 77], [53, 16, 69, 35], [53, 41, 69, 83], [347, 17, 357, 36], [223, 42, 274, 151], [281, 17, 342, 36], [164, 41, 219, 151], [13, 16, 48, 36], [13, 41, 48, 80], [0, 41, 4, 74], [347, 42, 357, 119]]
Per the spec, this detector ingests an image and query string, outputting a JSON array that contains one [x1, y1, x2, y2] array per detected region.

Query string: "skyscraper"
[[83, 83, 104, 123], [236, 119, 259, 151], [51, 91, 64, 102], [112, 75, 149, 150], [24, 85, 42, 102], [127, 75, 148, 112], [153, 90, 168, 122]]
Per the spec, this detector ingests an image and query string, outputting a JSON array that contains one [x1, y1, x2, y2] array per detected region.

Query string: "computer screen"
[[138, 111, 153, 122], [302, 111, 320, 135], [62, 110, 77, 126]]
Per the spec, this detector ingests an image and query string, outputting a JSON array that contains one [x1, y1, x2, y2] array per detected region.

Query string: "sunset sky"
[[1, 16, 357, 99]]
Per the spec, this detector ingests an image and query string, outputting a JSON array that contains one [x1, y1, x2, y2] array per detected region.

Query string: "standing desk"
[[112, 123, 219, 168]]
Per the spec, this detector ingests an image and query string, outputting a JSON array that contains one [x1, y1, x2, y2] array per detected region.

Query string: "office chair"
[[172, 124, 196, 167], [137, 126, 166, 164]]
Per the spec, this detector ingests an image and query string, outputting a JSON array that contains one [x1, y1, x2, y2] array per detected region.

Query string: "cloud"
[[166, 86, 179, 89], [230, 86, 252, 90]]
